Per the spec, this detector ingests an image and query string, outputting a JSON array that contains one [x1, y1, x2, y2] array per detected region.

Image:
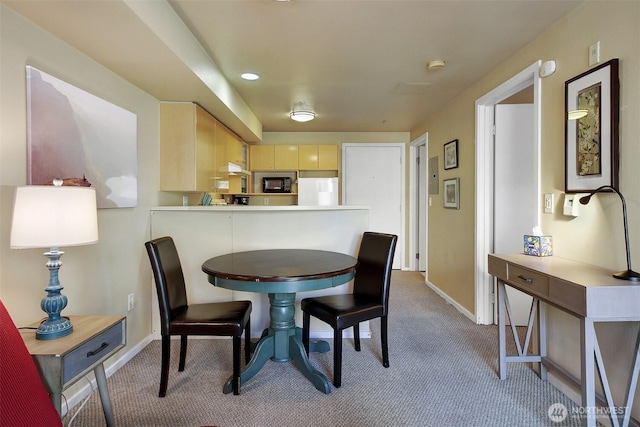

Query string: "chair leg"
[[178, 335, 188, 372], [244, 318, 251, 364], [354, 323, 361, 352], [381, 315, 389, 368], [232, 335, 241, 395], [302, 312, 310, 355], [159, 335, 171, 397], [333, 328, 343, 388]]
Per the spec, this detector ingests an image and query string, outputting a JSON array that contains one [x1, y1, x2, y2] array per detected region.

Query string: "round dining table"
[[202, 249, 357, 394]]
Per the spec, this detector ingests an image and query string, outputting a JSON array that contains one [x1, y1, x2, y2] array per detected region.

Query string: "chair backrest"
[[0, 300, 63, 427], [145, 236, 188, 335], [352, 232, 398, 314]]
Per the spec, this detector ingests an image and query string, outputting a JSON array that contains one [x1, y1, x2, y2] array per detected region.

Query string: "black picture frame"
[[443, 177, 460, 209], [564, 58, 619, 193], [443, 139, 458, 170]]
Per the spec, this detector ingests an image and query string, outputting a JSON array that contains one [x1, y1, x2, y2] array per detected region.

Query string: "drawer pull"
[[87, 342, 109, 357], [517, 275, 534, 283]]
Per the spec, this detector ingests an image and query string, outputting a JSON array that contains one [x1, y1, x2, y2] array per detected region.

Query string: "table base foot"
[[223, 334, 274, 394], [223, 331, 332, 394], [289, 335, 331, 394]]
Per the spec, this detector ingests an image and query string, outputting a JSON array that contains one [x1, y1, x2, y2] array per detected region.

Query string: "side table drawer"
[[63, 322, 124, 384], [507, 264, 549, 298]]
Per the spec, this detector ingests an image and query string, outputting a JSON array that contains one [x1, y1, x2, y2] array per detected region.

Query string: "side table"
[[22, 315, 126, 426]]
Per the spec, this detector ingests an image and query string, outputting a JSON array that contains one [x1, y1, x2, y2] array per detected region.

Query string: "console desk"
[[488, 253, 640, 427], [22, 315, 126, 426]]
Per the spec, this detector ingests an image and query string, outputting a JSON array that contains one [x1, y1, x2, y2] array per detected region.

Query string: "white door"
[[494, 104, 535, 326], [418, 144, 427, 271], [343, 143, 404, 269]]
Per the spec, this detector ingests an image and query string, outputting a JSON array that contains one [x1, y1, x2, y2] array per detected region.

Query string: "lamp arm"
[[586, 185, 632, 272]]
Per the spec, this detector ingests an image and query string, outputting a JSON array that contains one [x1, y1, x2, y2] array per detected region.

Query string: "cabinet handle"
[[517, 275, 533, 283], [87, 342, 109, 357]]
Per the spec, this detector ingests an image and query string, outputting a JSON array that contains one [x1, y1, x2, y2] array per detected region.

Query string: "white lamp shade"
[[10, 185, 98, 249]]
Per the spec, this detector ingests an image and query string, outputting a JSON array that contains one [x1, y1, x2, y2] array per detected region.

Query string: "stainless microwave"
[[263, 177, 292, 193]]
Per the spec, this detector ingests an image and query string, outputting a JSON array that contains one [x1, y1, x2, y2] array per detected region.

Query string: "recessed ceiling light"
[[241, 72, 259, 81]]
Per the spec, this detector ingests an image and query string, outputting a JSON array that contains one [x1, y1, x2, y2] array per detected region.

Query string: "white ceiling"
[[3, 0, 583, 142]]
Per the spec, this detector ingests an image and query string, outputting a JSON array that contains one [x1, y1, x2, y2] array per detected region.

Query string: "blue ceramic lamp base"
[[36, 249, 73, 340]]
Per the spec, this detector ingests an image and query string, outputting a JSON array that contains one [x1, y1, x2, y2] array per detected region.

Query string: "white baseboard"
[[425, 279, 476, 323], [61, 334, 154, 416]]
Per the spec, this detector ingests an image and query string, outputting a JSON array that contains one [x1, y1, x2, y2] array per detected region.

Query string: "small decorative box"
[[524, 235, 553, 257]]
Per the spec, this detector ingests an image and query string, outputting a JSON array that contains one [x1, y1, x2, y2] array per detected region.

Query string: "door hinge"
[[415, 253, 419, 260], [491, 124, 496, 136]]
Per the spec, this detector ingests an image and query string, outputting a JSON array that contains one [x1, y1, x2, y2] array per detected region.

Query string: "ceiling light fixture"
[[290, 110, 315, 122], [427, 59, 446, 70], [290, 102, 315, 122], [241, 72, 259, 81]]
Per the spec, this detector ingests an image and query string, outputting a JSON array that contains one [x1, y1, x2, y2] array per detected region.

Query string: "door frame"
[[409, 133, 428, 274], [474, 61, 542, 325]]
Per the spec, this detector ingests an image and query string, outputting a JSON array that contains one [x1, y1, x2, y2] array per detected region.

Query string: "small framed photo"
[[443, 139, 458, 170], [564, 58, 619, 192], [443, 177, 460, 209]]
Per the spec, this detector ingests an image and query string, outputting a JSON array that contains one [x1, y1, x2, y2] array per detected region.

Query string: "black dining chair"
[[145, 236, 252, 396], [301, 232, 397, 388]]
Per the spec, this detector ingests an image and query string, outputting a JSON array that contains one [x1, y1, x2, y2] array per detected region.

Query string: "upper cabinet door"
[[274, 145, 298, 170], [299, 145, 338, 170], [160, 102, 217, 192], [298, 145, 318, 170], [249, 145, 274, 170], [318, 145, 338, 170]]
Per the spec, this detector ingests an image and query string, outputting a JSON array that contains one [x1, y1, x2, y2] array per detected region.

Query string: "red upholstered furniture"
[[0, 300, 62, 427]]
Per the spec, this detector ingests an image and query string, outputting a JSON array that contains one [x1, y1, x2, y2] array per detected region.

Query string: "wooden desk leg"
[[581, 318, 596, 427], [538, 300, 547, 381], [498, 281, 508, 380], [94, 363, 115, 427]]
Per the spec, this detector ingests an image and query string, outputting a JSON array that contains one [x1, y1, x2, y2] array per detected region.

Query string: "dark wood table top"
[[202, 249, 357, 283]]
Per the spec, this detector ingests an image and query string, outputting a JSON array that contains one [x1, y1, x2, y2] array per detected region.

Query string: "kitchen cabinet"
[[160, 102, 217, 192], [249, 145, 274, 170], [299, 145, 338, 170], [274, 145, 298, 170], [250, 145, 300, 171]]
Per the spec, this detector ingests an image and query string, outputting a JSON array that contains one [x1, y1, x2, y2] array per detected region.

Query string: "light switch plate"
[[589, 41, 600, 66], [544, 193, 554, 214]]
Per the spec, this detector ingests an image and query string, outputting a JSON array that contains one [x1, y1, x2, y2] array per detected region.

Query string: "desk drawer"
[[507, 264, 549, 298], [63, 322, 124, 384]]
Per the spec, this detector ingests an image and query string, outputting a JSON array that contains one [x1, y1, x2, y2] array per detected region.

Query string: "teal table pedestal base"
[[222, 292, 332, 394]]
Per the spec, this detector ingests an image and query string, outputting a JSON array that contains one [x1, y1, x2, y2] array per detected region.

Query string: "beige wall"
[[0, 4, 166, 378], [412, 0, 640, 414]]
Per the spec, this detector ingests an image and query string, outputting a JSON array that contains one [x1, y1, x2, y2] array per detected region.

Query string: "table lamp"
[[10, 179, 99, 340], [579, 185, 640, 282]]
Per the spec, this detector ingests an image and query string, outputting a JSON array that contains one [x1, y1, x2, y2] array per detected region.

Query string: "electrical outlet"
[[127, 293, 135, 311]]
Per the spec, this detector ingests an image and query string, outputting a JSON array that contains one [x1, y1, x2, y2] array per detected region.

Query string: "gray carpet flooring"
[[63, 271, 582, 426]]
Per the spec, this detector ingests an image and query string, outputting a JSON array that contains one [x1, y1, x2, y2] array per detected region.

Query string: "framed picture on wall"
[[443, 139, 458, 170], [564, 58, 619, 192], [443, 177, 460, 209]]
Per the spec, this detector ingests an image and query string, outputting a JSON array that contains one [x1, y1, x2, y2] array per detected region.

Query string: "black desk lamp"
[[579, 185, 640, 282]]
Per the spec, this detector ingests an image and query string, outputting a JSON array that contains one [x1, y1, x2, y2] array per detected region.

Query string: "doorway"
[[474, 61, 542, 325], [409, 133, 428, 275]]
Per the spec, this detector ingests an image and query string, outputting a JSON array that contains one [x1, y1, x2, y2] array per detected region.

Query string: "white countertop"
[[151, 205, 369, 211]]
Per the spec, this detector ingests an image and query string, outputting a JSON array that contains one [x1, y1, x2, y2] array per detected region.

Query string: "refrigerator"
[[297, 177, 339, 206]]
